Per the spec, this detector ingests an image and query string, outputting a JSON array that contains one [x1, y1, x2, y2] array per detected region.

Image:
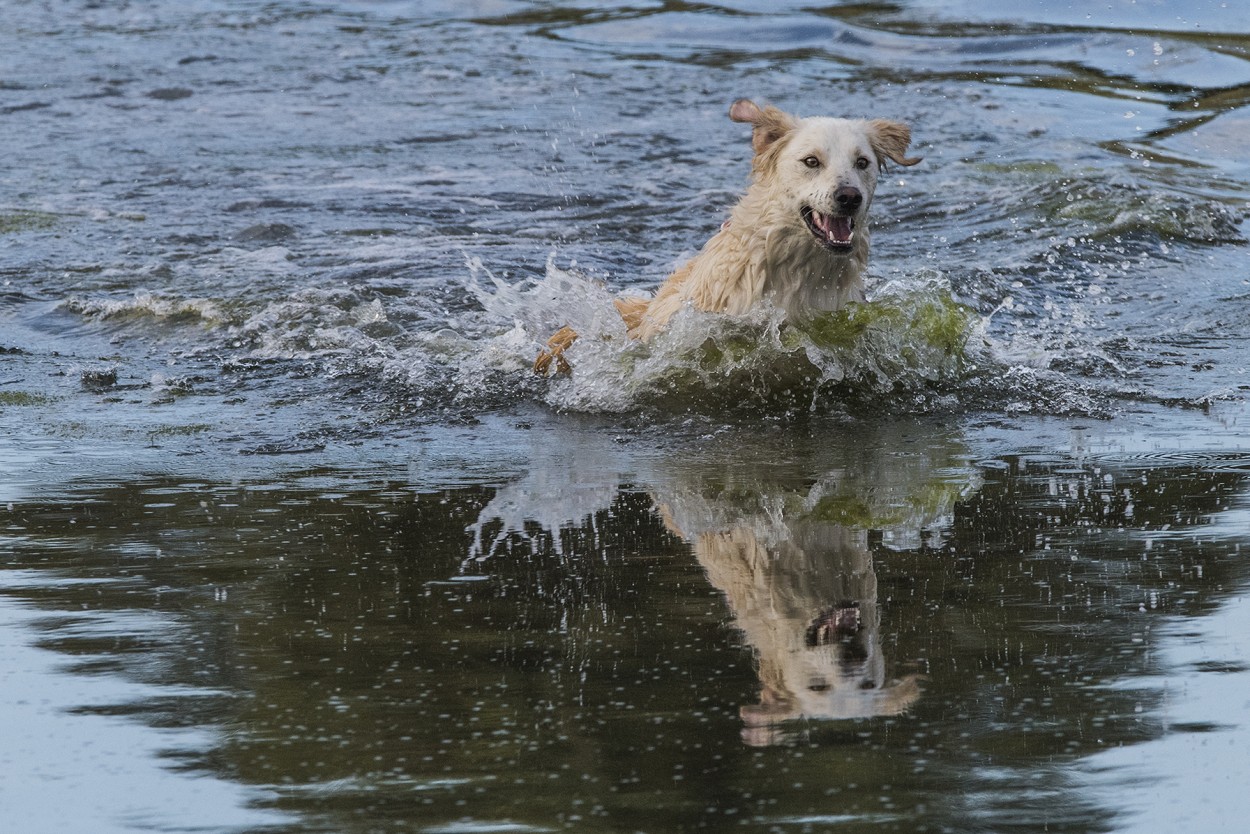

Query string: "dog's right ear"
[[729, 99, 797, 157]]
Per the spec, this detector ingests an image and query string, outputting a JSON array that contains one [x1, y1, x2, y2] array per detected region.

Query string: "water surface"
[[2, 1, 1250, 832]]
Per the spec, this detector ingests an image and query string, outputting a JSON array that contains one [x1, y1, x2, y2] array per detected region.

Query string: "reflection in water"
[[654, 464, 957, 741], [0, 578, 292, 833], [672, 511, 921, 741], [467, 425, 975, 743], [4, 420, 1250, 832]]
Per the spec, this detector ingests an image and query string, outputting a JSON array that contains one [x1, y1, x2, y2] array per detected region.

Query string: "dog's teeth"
[[806, 207, 856, 247]]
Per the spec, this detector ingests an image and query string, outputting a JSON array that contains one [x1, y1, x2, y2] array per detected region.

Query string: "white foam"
[[61, 292, 230, 325]]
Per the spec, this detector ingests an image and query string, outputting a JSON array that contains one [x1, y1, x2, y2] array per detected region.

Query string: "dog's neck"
[[764, 226, 868, 318]]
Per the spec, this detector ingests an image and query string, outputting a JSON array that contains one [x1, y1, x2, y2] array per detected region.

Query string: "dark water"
[[3, 1, 1250, 832]]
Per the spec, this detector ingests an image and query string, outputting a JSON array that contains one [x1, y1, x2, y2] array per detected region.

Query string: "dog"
[[534, 98, 920, 374]]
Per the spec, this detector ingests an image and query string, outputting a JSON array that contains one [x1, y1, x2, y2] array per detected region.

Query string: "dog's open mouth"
[[802, 206, 855, 252], [805, 603, 861, 647]]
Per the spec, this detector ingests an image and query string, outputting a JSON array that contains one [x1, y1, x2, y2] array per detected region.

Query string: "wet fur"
[[535, 99, 920, 372]]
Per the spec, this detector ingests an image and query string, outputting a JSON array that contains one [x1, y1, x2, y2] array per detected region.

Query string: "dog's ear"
[[867, 119, 922, 168], [729, 99, 797, 157]]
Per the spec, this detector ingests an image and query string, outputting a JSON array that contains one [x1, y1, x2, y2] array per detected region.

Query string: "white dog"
[[535, 98, 920, 374]]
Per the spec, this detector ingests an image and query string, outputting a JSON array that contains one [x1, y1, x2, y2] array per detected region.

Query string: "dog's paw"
[[533, 348, 573, 376], [533, 326, 579, 376]]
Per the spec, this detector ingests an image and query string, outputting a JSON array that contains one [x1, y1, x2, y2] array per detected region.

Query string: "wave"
[[1043, 179, 1245, 245], [61, 292, 232, 326]]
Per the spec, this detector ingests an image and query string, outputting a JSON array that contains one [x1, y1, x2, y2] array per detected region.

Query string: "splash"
[[472, 259, 985, 414], [50, 258, 1133, 420], [231, 288, 401, 360]]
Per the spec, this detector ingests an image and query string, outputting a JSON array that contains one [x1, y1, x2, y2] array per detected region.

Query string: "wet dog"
[[534, 98, 920, 374]]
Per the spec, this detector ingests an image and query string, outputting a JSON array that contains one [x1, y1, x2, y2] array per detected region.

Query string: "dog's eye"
[[802, 156, 821, 169], [855, 156, 871, 170]]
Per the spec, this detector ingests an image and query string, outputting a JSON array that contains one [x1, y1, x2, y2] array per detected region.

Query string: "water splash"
[[474, 259, 985, 414], [230, 288, 402, 360], [50, 258, 1138, 420]]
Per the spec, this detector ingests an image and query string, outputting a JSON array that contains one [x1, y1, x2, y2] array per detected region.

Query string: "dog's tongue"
[[814, 210, 853, 244]]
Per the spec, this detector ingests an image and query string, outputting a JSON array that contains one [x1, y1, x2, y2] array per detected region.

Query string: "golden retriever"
[[534, 98, 920, 374]]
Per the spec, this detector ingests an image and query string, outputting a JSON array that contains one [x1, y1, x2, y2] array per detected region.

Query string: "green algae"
[[0, 209, 58, 233]]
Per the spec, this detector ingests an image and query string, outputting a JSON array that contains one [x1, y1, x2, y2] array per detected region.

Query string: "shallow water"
[[3, 1, 1250, 832]]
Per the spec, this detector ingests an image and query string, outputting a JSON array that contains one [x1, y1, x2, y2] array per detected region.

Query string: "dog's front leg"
[[533, 326, 579, 376]]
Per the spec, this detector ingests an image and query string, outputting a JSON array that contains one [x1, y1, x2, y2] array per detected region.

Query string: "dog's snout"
[[834, 186, 863, 213]]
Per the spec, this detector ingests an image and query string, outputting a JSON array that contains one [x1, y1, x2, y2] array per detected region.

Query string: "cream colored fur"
[[535, 98, 920, 372], [657, 498, 922, 742]]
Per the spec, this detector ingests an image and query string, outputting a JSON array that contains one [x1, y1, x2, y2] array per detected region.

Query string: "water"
[[2, 1, 1250, 831]]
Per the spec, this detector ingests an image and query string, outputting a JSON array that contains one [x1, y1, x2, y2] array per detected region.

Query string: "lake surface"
[[3, 1, 1250, 832]]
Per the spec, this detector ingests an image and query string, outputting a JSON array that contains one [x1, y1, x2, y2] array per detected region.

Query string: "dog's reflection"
[[461, 427, 971, 744], [656, 490, 922, 745]]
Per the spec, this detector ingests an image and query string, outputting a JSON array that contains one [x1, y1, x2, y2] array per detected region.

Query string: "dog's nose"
[[834, 186, 862, 213]]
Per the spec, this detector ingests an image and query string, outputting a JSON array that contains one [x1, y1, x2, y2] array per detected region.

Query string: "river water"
[[3, 1, 1250, 832]]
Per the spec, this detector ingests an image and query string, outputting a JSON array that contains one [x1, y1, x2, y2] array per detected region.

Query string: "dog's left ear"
[[867, 119, 922, 168]]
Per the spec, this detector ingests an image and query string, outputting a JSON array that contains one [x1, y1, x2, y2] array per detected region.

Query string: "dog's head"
[[729, 99, 921, 254]]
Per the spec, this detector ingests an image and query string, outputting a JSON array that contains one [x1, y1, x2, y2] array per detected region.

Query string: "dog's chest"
[[762, 240, 866, 316]]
